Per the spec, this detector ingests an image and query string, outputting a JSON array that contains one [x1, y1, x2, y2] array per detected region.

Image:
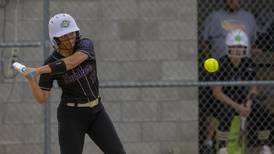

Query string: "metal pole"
[[0, 42, 41, 48], [99, 80, 274, 88], [43, 0, 50, 154]]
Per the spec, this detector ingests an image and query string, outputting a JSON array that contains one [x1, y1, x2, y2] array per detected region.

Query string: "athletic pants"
[[57, 102, 126, 154]]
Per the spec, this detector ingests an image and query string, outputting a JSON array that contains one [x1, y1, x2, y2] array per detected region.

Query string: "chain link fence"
[[198, 0, 274, 154]]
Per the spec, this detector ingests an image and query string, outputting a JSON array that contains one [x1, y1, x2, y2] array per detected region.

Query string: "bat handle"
[[27, 70, 36, 78], [240, 116, 246, 131]]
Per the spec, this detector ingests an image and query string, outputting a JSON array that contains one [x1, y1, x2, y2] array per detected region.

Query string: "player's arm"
[[21, 69, 50, 104], [244, 85, 257, 109], [28, 78, 50, 104], [212, 85, 251, 116], [247, 85, 257, 100], [246, 60, 257, 102], [212, 85, 240, 110], [36, 51, 88, 75]]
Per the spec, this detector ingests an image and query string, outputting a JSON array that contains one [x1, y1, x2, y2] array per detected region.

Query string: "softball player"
[[20, 13, 126, 154], [211, 29, 273, 154]]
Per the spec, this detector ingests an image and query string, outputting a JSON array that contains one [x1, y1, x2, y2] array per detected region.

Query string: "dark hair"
[[73, 31, 81, 52], [53, 37, 61, 45]]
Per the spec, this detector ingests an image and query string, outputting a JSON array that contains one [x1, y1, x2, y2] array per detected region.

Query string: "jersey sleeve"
[[76, 38, 95, 60], [38, 59, 54, 91]]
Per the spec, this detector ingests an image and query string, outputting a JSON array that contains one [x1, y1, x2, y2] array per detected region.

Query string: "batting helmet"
[[225, 29, 249, 47], [48, 13, 80, 47]]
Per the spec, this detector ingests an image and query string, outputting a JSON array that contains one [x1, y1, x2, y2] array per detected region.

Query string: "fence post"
[[43, 0, 50, 154]]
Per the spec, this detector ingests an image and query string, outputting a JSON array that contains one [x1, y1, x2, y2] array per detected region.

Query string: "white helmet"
[[48, 13, 80, 46], [225, 29, 249, 47], [225, 29, 250, 57]]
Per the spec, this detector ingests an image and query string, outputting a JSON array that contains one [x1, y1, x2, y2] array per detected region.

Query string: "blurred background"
[[0, 0, 274, 154]]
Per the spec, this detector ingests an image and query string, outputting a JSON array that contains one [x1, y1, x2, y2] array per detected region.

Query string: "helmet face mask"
[[228, 45, 247, 58], [48, 13, 80, 47]]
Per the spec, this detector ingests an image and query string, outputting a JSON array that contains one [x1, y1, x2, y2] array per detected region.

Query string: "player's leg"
[[87, 107, 126, 154], [58, 123, 85, 154], [202, 115, 217, 154], [215, 107, 243, 154], [57, 105, 86, 154], [216, 118, 231, 154], [248, 101, 273, 154], [214, 103, 229, 152], [199, 87, 216, 154]]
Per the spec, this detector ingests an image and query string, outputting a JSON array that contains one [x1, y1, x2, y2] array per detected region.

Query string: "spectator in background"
[[255, 7, 274, 52], [211, 29, 273, 154], [200, 0, 257, 59], [199, 0, 258, 152]]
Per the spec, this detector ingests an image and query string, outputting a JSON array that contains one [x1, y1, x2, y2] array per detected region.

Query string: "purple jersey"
[[39, 38, 100, 104]]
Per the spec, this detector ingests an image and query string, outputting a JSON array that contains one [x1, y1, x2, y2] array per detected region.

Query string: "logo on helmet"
[[61, 20, 70, 28], [234, 35, 241, 42]]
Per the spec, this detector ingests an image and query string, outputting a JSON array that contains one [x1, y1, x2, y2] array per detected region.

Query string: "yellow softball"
[[204, 58, 219, 73]]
